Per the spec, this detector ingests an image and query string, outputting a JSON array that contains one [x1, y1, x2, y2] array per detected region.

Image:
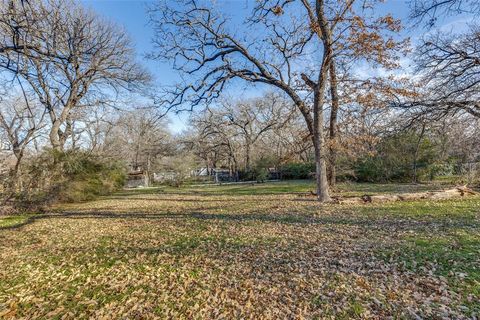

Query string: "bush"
[[352, 131, 439, 183], [354, 156, 414, 183], [280, 162, 315, 180], [238, 169, 267, 182], [238, 158, 276, 182], [252, 166, 269, 183], [17, 150, 126, 205]]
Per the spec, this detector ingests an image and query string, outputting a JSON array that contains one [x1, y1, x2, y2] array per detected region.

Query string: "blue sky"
[[81, 0, 472, 133], [83, 0, 261, 132]]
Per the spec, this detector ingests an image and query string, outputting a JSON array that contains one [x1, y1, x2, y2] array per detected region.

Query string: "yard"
[[1, 181, 479, 319]]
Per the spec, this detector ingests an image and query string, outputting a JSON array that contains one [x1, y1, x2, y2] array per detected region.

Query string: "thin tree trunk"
[[145, 154, 151, 187], [245, 138, 251, 171], [412, 123, 426, 183], [2, 150, 24, 205], [328, 61, 339, 187]]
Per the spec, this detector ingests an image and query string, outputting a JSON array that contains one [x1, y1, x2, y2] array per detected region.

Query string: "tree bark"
[[145, 154, 151, 187], [328, 61, 339, 187], [49, 119, 63, 151], [245, 138, 251, 171], [312, 135, 331, 202], [334, 186, 477, 204], [312, 60, 332, 202]]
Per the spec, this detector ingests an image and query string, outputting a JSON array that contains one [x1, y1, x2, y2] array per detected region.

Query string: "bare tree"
[[266, 119, 313, 164], [104, 109, 172, 186], [0, 0, 150, 151], [400, 25, 480, 119], [394, 0, 480, 120], [0, 94, 45, 197], [395, 0, 480, 120], [0, 0, 61, 68], [220, 94, 291, 171], [149, 0, 333, 201], [81, 107, 116, 153], [190, 107, 241, 176], [149, 0, 404, 201], [409, 0, 480, 26], [188, 92, 293, 178]]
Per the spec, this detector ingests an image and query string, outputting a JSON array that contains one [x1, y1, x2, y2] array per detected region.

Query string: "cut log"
[[330, 186, 478, 204]]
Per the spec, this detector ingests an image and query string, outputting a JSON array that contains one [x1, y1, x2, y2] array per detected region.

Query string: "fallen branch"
[[334, 186, 477, 204], [301, 186, 478, 204]]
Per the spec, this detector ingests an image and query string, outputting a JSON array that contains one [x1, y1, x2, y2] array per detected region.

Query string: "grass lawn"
[[0, 181, 479, 319]]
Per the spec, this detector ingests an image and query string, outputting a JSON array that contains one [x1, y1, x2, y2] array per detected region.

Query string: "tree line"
[[1, 0, 479, 208]]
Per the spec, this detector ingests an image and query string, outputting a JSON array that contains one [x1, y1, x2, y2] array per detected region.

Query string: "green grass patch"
[[119, 180, 452, 197], [0, 214, 32, 228], [355, 197, 480, 221], [165, 180, 315, 195], [379, 230, 480, 314]]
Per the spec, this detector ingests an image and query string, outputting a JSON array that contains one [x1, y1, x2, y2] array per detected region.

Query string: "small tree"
[[0, 94, 45, 199]]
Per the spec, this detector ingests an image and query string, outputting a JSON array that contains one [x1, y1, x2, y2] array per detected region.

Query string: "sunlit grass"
[[119, 179, 452, 197], [0, 215, 31, 228], [1, 181, 478, 318]]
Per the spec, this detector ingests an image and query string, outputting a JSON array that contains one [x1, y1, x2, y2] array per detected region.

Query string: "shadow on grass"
[[2, 208, 477, 233], [101, 196, 284, 202]]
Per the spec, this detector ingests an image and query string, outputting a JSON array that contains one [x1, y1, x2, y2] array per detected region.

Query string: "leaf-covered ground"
[[1, 181, 479, 319]]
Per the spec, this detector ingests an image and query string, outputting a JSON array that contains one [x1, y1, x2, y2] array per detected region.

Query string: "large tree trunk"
[[1, 149, 24, 205], [313, 137, 331, 202], [12, 149, 24, 192], [313, 78, 331, 202], [328, 61, 339, 187], [49, 119, 63, 151], [49, 120, 72, 152]]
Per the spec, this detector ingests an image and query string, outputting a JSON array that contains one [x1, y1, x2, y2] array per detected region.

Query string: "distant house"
[[191, 167, 209, 176], [267, 167, 281, 180], [212, 168, 236, 183]]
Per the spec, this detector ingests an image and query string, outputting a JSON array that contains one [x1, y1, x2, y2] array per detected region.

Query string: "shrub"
[[252, 166, 269, 183], [352, 131, 439, 183], [280, 162, 315, 180], [238, 158, 276, 182], [17, 150, 126, 205]]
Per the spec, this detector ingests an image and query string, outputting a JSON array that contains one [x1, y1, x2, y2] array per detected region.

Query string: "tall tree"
[[400, 25, 480, 119], [0, 0, 149, 151], [0, 0, 59, 69], [150, 0, 405, 201], [190, 107, 241, 176], [104, 109, 172, 186]]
